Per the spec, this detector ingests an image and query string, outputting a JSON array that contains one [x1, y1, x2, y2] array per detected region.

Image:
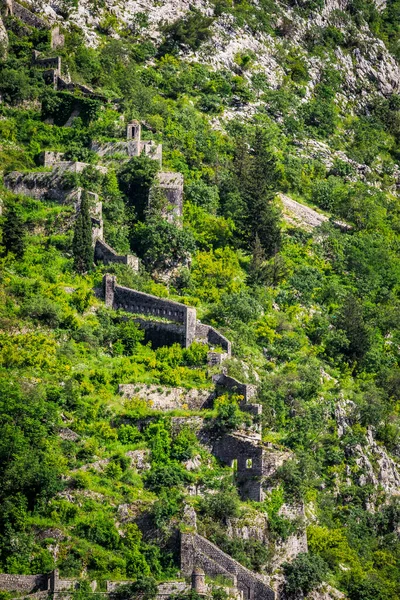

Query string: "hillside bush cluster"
[[0, 4, 399, 600]]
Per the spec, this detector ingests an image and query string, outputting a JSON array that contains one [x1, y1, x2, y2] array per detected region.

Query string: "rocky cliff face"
[[336, 400, 400, 503], [25, 0, 400, 104]]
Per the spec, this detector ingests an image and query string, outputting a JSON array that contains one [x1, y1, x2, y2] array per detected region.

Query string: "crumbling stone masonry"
[[195, 322, 231, 355], [0, 573, 46, 593], [103, 274, 197, 348], [103, 275, 231, 353], [4, 161, 107, 202], [212, 372, 257, 403], [6, 1, 47, 29], [119, 383, 214, 411], [213, 433, 265, 502], [4, 2, 64, 48], [151, 172, 184, 225], [91, 121, 163, 164], [0, 569, 78, 594], [181, 533, 274, 600], [32, 51, 61, 71], [95, 239, 139, 271]]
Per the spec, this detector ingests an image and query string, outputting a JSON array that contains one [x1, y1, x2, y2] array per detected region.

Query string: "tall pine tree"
[[234, 128, 281, 258], [3, 204, 25, 259], [73, 191, 93, 274]]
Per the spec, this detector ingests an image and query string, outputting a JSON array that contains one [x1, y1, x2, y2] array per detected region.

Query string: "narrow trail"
[[278, 193, 351, 231]]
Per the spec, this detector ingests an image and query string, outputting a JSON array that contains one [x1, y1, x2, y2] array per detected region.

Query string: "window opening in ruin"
[[231, 459, 238, 471], [246, 458, 252, 469]]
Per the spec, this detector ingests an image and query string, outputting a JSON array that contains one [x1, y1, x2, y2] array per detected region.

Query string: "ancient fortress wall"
[[10, 1, 48, 29], [0, 574, 46, 593], [103, 275, 232, 352], [181, 533, 274, 600], [195, 322, 231, 355], [119, 383, 214, 411], [94, 239, 139, 271], [103, 274, 197, 348], [4, 162, 107, 203], [212, 372, 257, 402]]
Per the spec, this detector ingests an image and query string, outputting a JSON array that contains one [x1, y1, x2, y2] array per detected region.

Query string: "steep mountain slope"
[[0, 1, 399, 600]]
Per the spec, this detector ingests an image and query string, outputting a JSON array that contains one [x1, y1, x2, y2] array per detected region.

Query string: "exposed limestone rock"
[[0, 15, 8, 58], [271, 504, 308, 571], [183, 504, 197, 529], [125, 449, 151, 472], [308, 584, 347, 600], [58, 427, 80, 441], [227, 511, 269, 544], [336, 400, 400, 499], [183, 454, 202, 471]]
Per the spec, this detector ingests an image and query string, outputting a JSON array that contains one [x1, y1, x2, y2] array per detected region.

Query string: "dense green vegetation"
[[0, 1, 400, 599]]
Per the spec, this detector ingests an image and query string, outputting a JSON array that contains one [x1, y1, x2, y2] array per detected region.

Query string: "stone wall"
[[95, 239, 139, 271], [152, 172, 184, 224], [181, 533, 274, 600], [103, 274, 197, 348], [134, 318, 187, 349], [51, 26, 64, 49], [4, 163, 107, 202], [119, 383, 214, 411], [4, 169, 74, 203], [207, 351, 229, 367], [11, 1, 48, 29], [195, 322, 232, 356], [56, 76, 108, 102], [212, 372, 256, 402], [91, 139, 162, 165], [212, 433, 265, 501], [33, 54, 61, 71], [0, 574, 46, 593], [39, 151, 65, 167]]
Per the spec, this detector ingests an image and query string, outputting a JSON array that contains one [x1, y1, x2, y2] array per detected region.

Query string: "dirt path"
[[278, 193, 351, 231]]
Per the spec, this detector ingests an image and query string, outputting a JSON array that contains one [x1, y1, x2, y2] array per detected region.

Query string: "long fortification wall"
[[103, 274, 197, 348], [0, 574, 46, 593], [11, 1, 48, 29], [181, 533, 274, 600]]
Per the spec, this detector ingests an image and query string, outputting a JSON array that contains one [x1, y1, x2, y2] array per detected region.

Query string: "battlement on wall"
[[102, 275, 231, 354], [181, 533, 274, 600], [103, 274, 197, 349]]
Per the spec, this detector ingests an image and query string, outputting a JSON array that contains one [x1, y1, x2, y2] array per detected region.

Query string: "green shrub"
[[283, 553, 327, 596]]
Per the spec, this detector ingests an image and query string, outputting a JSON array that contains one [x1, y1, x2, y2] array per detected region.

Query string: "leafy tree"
[[114, 320, 145, 355], [335, 295, 370, 364], [214, 395, 249, 435], [132, 216, 196, 271], [200, 486, 241, 523], [159, 9, 214, 55], [111, 577, 157, 600], [232, 129, 281, 257], [2, 204, 25, 259], [72, 192, 93, 274], [283, 552, 327, 597], [118, 156, 159, 221]]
